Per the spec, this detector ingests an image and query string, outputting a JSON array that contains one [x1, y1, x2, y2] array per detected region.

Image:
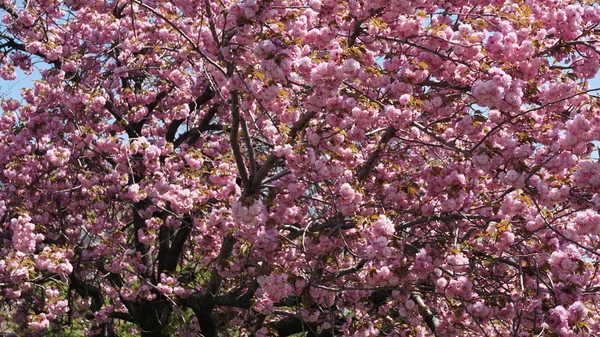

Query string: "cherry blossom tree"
[[2, 0, 600, 336]]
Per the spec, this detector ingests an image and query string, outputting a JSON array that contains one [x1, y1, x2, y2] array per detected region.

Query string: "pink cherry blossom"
[[1, 0, 600, 336]]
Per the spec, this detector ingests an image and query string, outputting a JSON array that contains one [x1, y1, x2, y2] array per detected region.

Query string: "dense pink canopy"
[[2, 0, 600, 336]]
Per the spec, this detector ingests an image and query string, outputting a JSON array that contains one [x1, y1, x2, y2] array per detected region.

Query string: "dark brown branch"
[[267, 317, 319, 337], [160, 216, 193, 272], [230, 90, 251, 193], [395, 213, 498, 231], [166, 118, 185, 144], [335, 259, 366, 278], [212, 279, 259, 308], [185, 235, 238, 337], [240, 118, 257, 179], [421, 79, 469, 91], [173, 103, 221, 148], [290, 110, 316, 141], [166, 87, 215, 143], [0, 3, 18, 18], [0, 33, 62, 68], [250, 153, 278, 196], [110, 311, 135, 323], [69, 273, 103, 312], [246, 109, 316, 196], [131, 90, 169, 135], [204, 0, 221, 45], [207, 234, 236, 295], [347, 7, 384, 47], [411, 121, 472, 157], [472, 251, 537, 276], [104, 100, 139, 138], [283, 219, 357, 240], [411, 292, 440, 335], [156, 223, 171, 274], [262, 169, 291, 185], [356, 126, 396, 181], [132, 201, 154, 281]]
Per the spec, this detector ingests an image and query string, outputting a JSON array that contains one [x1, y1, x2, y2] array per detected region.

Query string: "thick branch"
[[250, 153, 278, 195], [356, 126, 396, 181], [69, 273, 103, 312], [156, 223, 171, 274], [240, 118, 257, 179], [184, 235, 237, 336], [347, 7, 384, 47], [131, 90, 169, 135], [166, 87, 215, 143], [335, 259, 366, 278], [211, 279, 259, 309], [411, 292, 440, 336], [173, 104, 221, 148], [283, 219, 357, 240], [207, 234, 236, 295], [0, 33, 62, 68], [245, 109, 316, 196], [160, 216, 193, 272], [230, 90, 251, 193], [110, 311, 135, 323], [268, 317, 319, 337], [104, 100, 139, 138], [290, 110, 316, 141], [133, 201, 154, 281], [262, 169, 291, 185], [421, 79, 469, 91]]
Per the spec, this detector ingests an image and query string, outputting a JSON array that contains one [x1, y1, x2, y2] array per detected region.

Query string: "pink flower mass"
[[2, 0, 600, 336]]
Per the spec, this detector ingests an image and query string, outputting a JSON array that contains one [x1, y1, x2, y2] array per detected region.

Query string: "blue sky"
[[0, 67, 38, 102]]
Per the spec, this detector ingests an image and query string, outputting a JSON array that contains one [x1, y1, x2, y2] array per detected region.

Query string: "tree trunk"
[[134, 297, 172, 337]]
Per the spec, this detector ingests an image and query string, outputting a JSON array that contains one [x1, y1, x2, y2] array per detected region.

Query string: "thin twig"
[[132, 0, 226, 76]]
